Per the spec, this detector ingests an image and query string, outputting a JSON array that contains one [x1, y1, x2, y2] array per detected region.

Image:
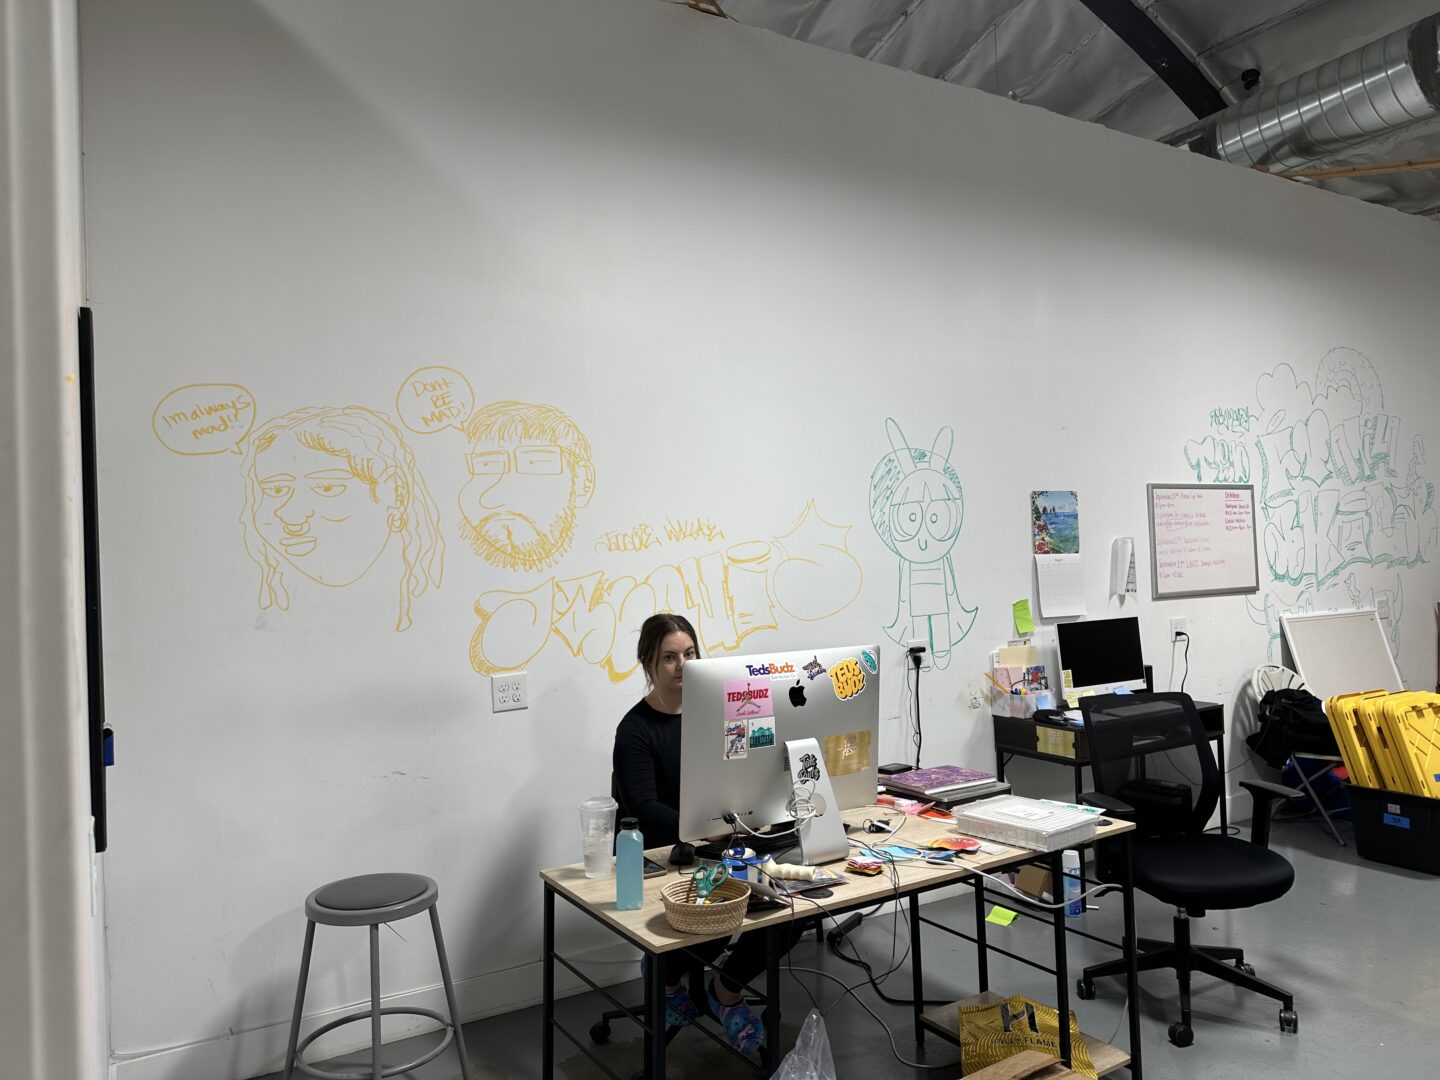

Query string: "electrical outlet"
[[492, 671, 528, 712], [1170, 617, 1188, 642], [906, 639, 927, 653]]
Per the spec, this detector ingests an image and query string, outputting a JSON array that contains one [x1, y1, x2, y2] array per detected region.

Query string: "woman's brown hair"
[[636, 612, 700, 687]]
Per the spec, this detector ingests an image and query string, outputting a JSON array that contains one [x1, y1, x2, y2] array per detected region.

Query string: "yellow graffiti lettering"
[[470, 502, 864, 682], [594, 523, 661, 554], [664, 516, 726, 543]]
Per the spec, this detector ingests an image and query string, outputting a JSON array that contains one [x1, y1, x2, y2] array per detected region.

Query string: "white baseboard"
[[108, 939, 641, 1080]]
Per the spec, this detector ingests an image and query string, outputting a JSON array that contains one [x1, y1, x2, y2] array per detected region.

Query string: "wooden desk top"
[[540, 804, 1133, 954]]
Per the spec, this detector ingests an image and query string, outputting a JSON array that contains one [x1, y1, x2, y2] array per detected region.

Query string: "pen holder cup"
[[660, 878, 751, 935], [993, 692, 1054, 719]]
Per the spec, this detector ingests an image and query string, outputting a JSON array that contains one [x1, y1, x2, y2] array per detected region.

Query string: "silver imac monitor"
[[1055, 616, 1147, 704], [678, 643, 882, 843]]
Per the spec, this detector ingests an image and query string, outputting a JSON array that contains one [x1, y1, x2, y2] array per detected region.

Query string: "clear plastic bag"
[[769, 1009, 836, 1080]]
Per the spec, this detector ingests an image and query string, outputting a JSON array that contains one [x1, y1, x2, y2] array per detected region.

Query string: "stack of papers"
[[950, 795, 1099, 852]]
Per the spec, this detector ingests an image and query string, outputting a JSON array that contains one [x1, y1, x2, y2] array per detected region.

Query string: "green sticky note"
[[986, 905, 1018, 926], [1012, 599, 1035, 635]]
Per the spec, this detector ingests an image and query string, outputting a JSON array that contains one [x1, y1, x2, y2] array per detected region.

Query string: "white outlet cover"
[[492, 671, 528, 712]]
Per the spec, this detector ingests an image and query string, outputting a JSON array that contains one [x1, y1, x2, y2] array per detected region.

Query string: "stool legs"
[[283, 893, 468, 1080], [369, 924, 382, 1080], [283, 921, 316, 1080], [430, 904, 473, 1080]]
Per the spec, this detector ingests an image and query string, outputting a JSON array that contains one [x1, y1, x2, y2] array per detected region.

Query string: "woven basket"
[[660, 876, 751, 935]]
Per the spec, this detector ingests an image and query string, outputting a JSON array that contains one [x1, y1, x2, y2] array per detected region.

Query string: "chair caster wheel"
[[1236, 961, 1256, 976], [1075, 979, 1096, 1000], [1168, 1022, 1194, 1047], [1279, 1008, 1298, 1034], [589, 1021, 611, 1044]]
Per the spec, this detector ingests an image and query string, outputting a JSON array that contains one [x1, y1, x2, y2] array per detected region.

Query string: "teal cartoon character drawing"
[[869, 419, 977, 668]]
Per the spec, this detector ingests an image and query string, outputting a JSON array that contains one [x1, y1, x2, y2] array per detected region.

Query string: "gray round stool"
[[282, 873, 472, 1080]]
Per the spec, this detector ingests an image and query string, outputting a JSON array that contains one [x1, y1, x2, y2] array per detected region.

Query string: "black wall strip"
[[79, 306, 108, 852]]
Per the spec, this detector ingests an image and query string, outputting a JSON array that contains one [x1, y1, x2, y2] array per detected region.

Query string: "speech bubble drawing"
[[396, 365, 474, 435], [152, 384, 257, 455]]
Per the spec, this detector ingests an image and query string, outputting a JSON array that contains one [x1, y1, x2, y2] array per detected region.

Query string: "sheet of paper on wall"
[[1035, 553, 1085, 617], [1110, 537, 1137, 597], [998, 643, 1037, 666]]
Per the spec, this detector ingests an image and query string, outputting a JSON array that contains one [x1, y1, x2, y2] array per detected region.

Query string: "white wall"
[[78, 1, 1440, 1078], [1, 1, 103, 1078]]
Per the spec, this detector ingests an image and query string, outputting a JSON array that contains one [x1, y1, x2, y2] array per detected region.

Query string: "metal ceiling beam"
[[1075, 0, 1225, 118]]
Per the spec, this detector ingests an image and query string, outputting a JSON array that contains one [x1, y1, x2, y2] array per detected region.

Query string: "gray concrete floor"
[[255, 815, 1435, 1079]]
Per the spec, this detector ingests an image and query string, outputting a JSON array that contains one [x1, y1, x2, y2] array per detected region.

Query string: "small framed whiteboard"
[[1147, 483, 1259, 600]]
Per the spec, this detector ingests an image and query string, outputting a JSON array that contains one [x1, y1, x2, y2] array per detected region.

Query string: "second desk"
[[993, 699, 1227, 833]]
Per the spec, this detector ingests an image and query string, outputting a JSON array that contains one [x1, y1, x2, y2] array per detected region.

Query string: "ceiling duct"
[[1195, 14, 1440, 171]]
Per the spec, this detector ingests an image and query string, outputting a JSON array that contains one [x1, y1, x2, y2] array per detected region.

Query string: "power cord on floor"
[[826, 931, 953, 1007], [782, 963, 959, 1071]]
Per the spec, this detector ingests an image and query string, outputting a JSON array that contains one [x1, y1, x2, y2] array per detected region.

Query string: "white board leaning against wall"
[[1280, 609, 1405, 701]]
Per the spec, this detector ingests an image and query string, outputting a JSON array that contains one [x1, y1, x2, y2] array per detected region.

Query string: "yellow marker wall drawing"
[[396, 365, 475, 435], [457, 400, 596, 573], [153, 384, 256, 454], [468, 501, 863, 679], [239, 405, 444, 631]]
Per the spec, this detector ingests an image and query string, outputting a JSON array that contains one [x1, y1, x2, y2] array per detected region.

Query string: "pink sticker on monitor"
[[723, 678, 774, 722]]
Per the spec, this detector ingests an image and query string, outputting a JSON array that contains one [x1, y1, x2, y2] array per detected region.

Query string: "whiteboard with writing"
[[1147, 483, 1259, 599]]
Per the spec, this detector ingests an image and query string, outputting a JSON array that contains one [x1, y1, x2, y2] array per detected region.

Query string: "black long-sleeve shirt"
[[612, 698, 681, 848]]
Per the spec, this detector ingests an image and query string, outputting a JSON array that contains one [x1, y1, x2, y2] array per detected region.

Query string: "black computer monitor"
[[1055, 616, 1147, 703]]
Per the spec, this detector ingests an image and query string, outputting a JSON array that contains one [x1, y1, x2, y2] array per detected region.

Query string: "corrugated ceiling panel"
[[942, 0, 1148, 121], [1093, 74, 1195, 139], [867, 0, 1020, 77], [797, 0, 917, 58], [717, 0, 1440, 217], [715, 0, 819, 36]]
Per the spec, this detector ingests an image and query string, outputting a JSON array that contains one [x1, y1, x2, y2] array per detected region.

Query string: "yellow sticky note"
[[986, 905, 1018, 926], [1012, 599, 1035, 635]]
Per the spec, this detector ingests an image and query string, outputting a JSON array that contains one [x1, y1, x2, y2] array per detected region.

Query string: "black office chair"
[[1076, 692, 1304, 1047]]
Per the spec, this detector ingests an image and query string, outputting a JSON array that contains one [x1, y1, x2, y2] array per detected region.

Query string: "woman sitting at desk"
[[613, 612, 795, 1054]]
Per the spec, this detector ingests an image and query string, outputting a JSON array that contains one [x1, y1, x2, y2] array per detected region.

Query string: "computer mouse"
[[1097, 818, 1112, 826], [668, 842, 696, 867]]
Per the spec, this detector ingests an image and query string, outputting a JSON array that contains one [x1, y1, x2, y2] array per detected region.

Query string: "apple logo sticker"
[[789, 679, 807, 708]]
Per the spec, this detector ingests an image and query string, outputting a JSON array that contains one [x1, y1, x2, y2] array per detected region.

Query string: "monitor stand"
[[784, 737, 849, 865]]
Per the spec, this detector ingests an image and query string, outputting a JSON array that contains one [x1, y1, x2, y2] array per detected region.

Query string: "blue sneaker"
[[664, 983, 700, 1029], [706, 979, 765, 1054], [638, 958, 699, 1028]]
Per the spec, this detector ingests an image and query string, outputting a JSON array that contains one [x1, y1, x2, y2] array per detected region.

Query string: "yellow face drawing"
[[252, 437, 404, 587], [459, 439, 594, 571]]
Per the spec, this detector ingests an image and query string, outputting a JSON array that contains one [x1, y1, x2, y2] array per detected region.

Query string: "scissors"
[[690, 862, 729, 904]]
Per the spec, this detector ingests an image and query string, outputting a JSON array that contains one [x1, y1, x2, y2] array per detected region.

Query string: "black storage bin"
[[1348, 784, 1440, 875]]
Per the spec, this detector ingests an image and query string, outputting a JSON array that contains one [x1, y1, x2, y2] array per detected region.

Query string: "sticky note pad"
[[1013, 599, 1035, 635], [986, 905, 1018, 926]]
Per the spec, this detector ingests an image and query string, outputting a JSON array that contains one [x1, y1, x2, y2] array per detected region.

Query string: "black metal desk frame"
[[994, 700, 1228, 835], [542, 834, 1143, 1080], [910, 835, 1143, 1078]]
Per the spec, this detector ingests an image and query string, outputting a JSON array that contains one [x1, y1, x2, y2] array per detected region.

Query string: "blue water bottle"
[[1063, 849, 1084, 917], [616, 817, 644, 910]]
